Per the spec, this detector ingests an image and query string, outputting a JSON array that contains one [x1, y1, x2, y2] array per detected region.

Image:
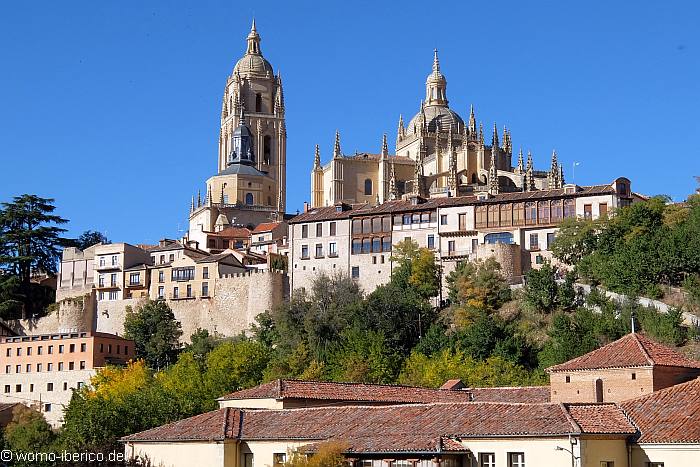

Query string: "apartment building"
[[290, 178, 635, 295], [250, 221, 288, 254], [0, 332, 134, 426], [56, 243, 100, 301], [149, 251, 247, 301], [93, 243, 152, 303]]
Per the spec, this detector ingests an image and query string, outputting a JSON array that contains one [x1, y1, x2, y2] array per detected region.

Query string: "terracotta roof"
[[289, 204, 368, 224], [621, 377, 700, 443], [468, 386, 551, 403], [547, 333, 700, 372], [472, 184, 615, 205], [219, 379, 474, 403], [122, 408, 240, 442], [207, 227, 251, 238], [252, 222, 283, 233], [565, 404, 637, 435], [123, 402, 634, 450]]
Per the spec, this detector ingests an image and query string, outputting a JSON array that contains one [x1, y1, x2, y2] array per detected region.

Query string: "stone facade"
[[8, 293, 95, 336]]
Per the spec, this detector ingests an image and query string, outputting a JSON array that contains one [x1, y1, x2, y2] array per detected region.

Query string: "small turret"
[[397, 114, 405, 140], [313, 144, 322, 171], [515, 148, 524, 174], [524, 151, 536, 191], [548, 150, 561, 189], [197, 190, 202, 208], [219, 185, 226, 205], [488, 150, 499, 195], [190, 196, 195, 214], [381, 134, 389, 160], [333, 130, 342, 159], [389, 159, 398, 200], [468, 104, 477, 137]]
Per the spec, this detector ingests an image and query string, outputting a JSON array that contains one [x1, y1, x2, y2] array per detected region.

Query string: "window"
[[173, 287, 179, 299], [129, 273, 140, 285], [330, 222, 336, 236], [108, 344, 112, 353], [38, 346, 43, 355], [48, 345, 53, 354], [80, 342, 86, 352], [202, 282, 209, 297], [158, 286, 165, 299], [538, 200, 550, 224], [16, 347, 22, 356], [529, 233, 539, 250], [301, 245, 309, 259], [108, 291, 118, 300], [485, 232, 514, 244], [244, 453, 254, 467], [98, 275, 105, 287], [600, 462, 615, 467], [245, 193, 254, 205], [479, 453, 496, 467], [513, 202, 525, 226], [37, 363, 42, 372], [382, 237, 391, 252], [63, 382, 68, 390], [47, 383, 54, 391], [525, 201, 537, 225], [59, 345, 64, 354], [47, 363, 53, 371], [364, 178, 373, 195], [301, 225, 308, 238], [599, 203, 608, 217], [159, 254, 165, 264], [362, 238, 371, 254], [4, 365, 8, 374], [44, 403, 52, 412], [80, 361, 86, 370], [69, 362, 75, 370], [448, 240, 456, 254], [263, 135, 272, 164], [111, 255, 118, 266], [351, 266, 360, 279], [427, 235, 435, 249], [70, 343, 75, 353], [372, 217, 382, 233], [29, 384, 33, 392], [372, 238, 381, 252], [15, 365, 20, 373], [255, 93, 262, 112], [382, 216, 391, 231], [202, 267, 209, 279], [25, 364, 30, 373], [472, 238, 478, 251], [508, 452, 525, 467], [459, 213, 468, 230], [77, 382, 84, 389], [172, 267, 195, 281], [584, 204, 593, 220], [475, 206, 487, 228], [27, 346, 32, 356], [402, 214, 411, 225], [487, 205, 500, 227], [352, 239, 361, 255], [316, 223, 323, 237], [273, 453, 287, 467], [110, 273, 117, 287], [4, 348, 9, 357], [440, 214, 448, 225], [547, 232, 556, 249], [362, 218, 371, 233], [3, 386, 8, 394], [315, 244, 323, 258], [500, 203, 512, 227], [646, 463, 664, 467], [631, 372, 636, 380], [551, 200, 563, 221], [158, 271, 164, 283], [186, 284, 193, 298], [329, 242, 337, 257], [565, 375, 571, 383]]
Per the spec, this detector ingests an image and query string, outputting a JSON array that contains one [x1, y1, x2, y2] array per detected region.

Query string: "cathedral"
[[187, 21, 287, 250], [310, 50, 564, 208]]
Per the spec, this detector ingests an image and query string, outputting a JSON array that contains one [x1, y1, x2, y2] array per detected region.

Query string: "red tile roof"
[[546, 333, 700, 372], [218, 379, 474, 404], [468, 386, 551, 403], [565, 404, 637, 435], [123, 402, 633, 450], [252, 222, 283, 233], [621, 377, 700, 443], [208, 227, 251, 238]]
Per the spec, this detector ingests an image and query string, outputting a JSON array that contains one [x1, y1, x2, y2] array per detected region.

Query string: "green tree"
[[0, 194, 69, 318], [186, 328, 220, 363], [392, 238, 441, 299], [523, 261, 559, 313], [73, 230, 110, 250], [446, 258, 511, 312], [327, 327, 401, 383], [203, 339, 270, 398], [124, 300, 183, 368], [4, 405, 56, 466], [550, 217, 600, 266]]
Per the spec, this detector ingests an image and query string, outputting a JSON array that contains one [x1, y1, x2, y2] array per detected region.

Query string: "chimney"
[[303, 202, 310, 213]]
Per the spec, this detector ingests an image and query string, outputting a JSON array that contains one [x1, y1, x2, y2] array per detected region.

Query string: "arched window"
[[245, 193, 254, 205], [263, 135, 272, 164], [364, 178, 373, 196], [484, 232, 514, 245], [255, 93, 262, 112]]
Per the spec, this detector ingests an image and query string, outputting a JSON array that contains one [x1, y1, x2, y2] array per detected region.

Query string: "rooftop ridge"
[[632, 333, 655, 366]]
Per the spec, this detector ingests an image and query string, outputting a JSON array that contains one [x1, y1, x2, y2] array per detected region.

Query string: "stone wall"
[[8, 293, 95, 336], [95, 270, 289, 343], [476, 242, 522, 279]]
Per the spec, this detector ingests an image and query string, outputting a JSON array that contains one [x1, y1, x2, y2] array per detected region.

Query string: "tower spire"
[[468, 104, 477, 137], [524, 151, 536, 191], [206, 185, 212, 206], [516, 148, 524, 174], [492, 122, 499, 149], [197, 189, 202, 208], [190, 196, 195, 214], [397, 114, 405, 140], [313, 144, 321, 170], [389, 159, 398, 200], [333, 130, 342, 159], [433, 48, 440, 73], [246, 18, 261, 55], [381, 134, 389, 159], [220, 185, 226, 205], [488, 150, 499, 195], [548, 150, 561, 189]]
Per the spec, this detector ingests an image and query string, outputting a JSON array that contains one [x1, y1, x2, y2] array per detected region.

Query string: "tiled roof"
[[621, 377, 700, 443], [468, 386, 551, 403], [219, 379, 474, 403], [547, 333, 700, 372], [123, 402, 634, 450], [122, 408, 240, 442], [565, 404, 637, 435], [195, 252, 244, 267], [289, 204, 368, 224], [252, 222, 283, 233], [472, 184, 615, 205], [207, 227, 251, 238]]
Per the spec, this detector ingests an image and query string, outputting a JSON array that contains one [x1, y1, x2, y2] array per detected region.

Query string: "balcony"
[[168, 293, 196, 301], [95, 262, 121, 271], [441, 250, 476, 261], [126, 281, 145, 288], [95, 283, 119, 290]]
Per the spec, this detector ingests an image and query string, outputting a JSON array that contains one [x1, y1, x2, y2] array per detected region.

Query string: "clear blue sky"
[[1, 1, 698, 244]]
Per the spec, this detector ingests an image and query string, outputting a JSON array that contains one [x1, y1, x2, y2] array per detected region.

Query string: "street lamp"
[[555, 446, 580, 467]]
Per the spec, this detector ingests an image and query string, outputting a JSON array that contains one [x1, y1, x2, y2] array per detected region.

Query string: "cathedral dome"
[[233, 20, 273, 78], [233, 54, 273, 77], [407, 105, 464, 134]]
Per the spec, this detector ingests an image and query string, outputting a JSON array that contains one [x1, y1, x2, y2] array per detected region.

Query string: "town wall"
[[8, 293, 95, 336]]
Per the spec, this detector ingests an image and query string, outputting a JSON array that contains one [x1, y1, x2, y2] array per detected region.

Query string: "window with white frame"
[[479, 453, 496, 467], [508, 452, 525, 467]]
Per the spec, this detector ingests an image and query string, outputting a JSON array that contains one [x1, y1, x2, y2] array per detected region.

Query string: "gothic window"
[[255, 93, 262, 112], [263, 135, 272, 164], [364, 179, 373, 196], [245, 193, 254, 205]]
